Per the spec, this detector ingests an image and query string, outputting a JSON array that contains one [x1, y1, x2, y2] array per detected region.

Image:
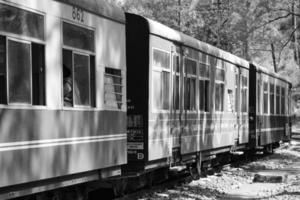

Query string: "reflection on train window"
[[153, 49, 170, 69], [184, 58, 197, 110], [104, 68, 123, 109], [215, 60, 225, 112], [199, 53, 210, 112], [63, 22, 94, 52], [276, 85, 280, 115], [281, 87, 285, 115], [0, 3, 44, 40], [63, 49, 95, 107], [172, 55, 180, 110], [0, 36, 45, 106], [8, 40, 31, 104], [152, 48, 170, 110], [269, 83, 275, 114], [263, 82, 268, 114], [241, 76, 248, 112]]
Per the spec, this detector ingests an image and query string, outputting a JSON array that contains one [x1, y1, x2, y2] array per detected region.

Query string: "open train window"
[[263, 82, 269, 114], [62, 22, 95, 108], [0, 4, 45, 106], [152, 48, 170, 110], [276, 85, 280, 115], [215, 60, 225, 112], [270, 83, 275, 114], [199, 53, 210, 112], [184, 58, 197, 111], [62, 49, 95, 108]]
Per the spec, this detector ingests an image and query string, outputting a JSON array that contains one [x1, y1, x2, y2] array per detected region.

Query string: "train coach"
[[125, 13, 292, 180], [0, 0, 293, 199], [0, 0, 127, 198]]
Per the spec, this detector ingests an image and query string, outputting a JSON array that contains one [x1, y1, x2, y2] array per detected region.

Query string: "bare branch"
[[278, 25, 300, 64]]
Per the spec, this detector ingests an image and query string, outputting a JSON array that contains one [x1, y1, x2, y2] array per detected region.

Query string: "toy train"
[[0, 0, 292, 199]]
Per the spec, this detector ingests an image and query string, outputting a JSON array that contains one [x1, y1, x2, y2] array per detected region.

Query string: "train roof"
[[144, 17, 249, 69], [251, 62, 292, 85], [55, 0, 125, 24]]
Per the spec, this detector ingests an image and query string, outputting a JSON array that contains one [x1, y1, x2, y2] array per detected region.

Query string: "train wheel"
[[265, 144, 274, 154], [189, 156, 201, 180], [112, 179, 127, 197]]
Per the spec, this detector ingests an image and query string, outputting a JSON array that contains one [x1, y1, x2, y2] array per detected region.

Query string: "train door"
[[256, 72, 262, 146], [234, 67, 241, 143], [171, 45, 182, 163]]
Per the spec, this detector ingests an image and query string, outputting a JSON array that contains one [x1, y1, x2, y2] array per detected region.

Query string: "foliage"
[[115, 0, 300, 87]]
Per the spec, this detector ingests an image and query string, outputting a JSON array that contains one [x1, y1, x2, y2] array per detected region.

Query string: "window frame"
[[72, 51, 91, 108], [215, 59, 225, 112], [269, 82, 275, 115], [184, 56, 198, 112], [62, 21, 96, 110], [199, 52, 210, 112], [0, 3, 46, 108], [6, 37, 32, 106], [263, 81, 269, 114], [104, 67, 124, 110], [151, 47, 171, 112], [241, 75, 248, 113], [172, 53, 180, 111]]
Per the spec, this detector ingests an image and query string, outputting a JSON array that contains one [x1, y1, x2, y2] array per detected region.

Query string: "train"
[[0, 0, 292, 199]]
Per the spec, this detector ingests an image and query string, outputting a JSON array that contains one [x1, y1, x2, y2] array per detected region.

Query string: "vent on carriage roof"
[[54, 0, 125, 23]]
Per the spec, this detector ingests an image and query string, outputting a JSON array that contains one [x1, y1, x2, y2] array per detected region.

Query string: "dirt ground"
[[129, 139, 300, 200]]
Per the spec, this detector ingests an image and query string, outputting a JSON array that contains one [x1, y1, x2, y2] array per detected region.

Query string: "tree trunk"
[[293, 0, 300, 67], [271, 43, 277, 72]]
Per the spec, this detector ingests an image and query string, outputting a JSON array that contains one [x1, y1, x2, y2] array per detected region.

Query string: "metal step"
[[230, 151, 244, 155], [169, 165, 187, 173]]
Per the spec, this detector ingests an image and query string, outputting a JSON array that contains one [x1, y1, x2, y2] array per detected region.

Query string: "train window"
[[104, 68, 123, 109], [235, 72, 239, 112], [0, 37, 45, 106], [63, 49, 95, 108], [215, 83, 224, 111], [0, 3, 44, 40], [173, 55, 179, 110], [63, 22, 94, 52], [199, 53, 210, 112], [32, 43, 45, 105], [281, 87, 285, 115], [152, 48, 170, 110], [269, 83, 275, 114], [0, 36, 7, 104], [62, 23, 95, 108], [215, 60, 225, 112], [257, 79, 260, 114], [276, 85, 280, 115], [184, 58, 197, 110], [241, 76, 248, 112], [8, 40, 31, 104], [153, 49, 170, 69], [263, 82, 268, 114], [74, 54, 90, 106]]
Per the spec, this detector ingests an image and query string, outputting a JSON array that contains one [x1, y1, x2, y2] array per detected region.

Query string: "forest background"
[[111, 0, 300, 113]]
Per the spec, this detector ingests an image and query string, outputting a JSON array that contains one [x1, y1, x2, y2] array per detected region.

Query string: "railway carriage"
[[0, 0, 293, 198], [125, 13, 252, 175], [0, 0, 126, 198], [249, 63, 292, 150]]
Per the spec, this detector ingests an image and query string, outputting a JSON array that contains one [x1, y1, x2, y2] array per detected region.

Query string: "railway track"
[[110, 151, 271, 200]]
